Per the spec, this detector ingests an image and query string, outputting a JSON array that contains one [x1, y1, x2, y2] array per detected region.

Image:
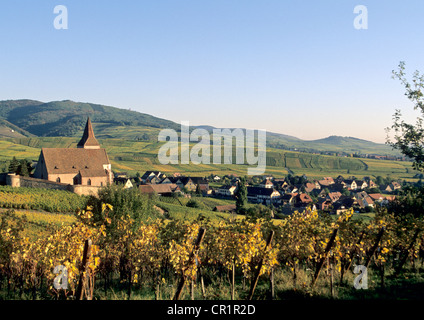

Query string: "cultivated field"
[[0, 137, 418, 181]]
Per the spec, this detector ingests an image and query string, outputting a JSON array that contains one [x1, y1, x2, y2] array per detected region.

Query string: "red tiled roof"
[[41, 148, 110, 177], [139, 183, 180, 194]]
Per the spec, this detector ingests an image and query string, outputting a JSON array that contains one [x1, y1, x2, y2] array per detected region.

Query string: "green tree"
[[375, 176, 384, 187], [387, 61, 424, 171], [387, 186, 424, 219], [246, 204, 273, 221], [86, 185, 160, 238], [386, 62, 424, 219], [186, 199, 200, 208], [8, 157, 19, 174], [17, 159, 31, 177], [195, 183, 202, 195], [234, 177, 247, 214]]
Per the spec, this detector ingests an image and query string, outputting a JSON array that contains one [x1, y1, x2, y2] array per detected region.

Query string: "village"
[[0, 117, 411, 221], [0, 118, 407, 219], [116, 169, 404, 217]]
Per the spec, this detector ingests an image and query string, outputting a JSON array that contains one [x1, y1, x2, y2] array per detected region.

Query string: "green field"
[[0, 137, 419, 181]]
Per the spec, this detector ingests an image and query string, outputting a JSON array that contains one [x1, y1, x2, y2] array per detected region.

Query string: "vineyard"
[[1, 203, 423, 300], [0, 186, 88, 213]]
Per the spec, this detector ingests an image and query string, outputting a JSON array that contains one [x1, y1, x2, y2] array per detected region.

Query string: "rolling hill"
[[0, 98, 415, 180], [0, 99, 399, 157]]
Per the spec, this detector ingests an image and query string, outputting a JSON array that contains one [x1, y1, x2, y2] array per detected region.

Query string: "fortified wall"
[[5, 173, 101, 197]]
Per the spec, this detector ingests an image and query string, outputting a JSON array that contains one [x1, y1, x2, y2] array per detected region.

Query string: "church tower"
[[77, 118, 100, 149]]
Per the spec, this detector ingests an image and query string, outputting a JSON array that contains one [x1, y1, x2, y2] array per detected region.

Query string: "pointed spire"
[[77, 117, 100, 149]]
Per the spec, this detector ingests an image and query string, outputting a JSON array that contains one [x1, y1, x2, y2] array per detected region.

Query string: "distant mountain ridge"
[[0, 99, 180, 137], [0, 99, 399, 156]]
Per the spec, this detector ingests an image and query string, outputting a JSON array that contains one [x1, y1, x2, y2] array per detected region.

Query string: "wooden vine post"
[[269, 267, 275, 300], [197, 257, 206, 299], [364, 227, 385, 269], [311, 227, 338, 288], [247, 230, 274, 300], [342, 230, 366, 283], [173, 227, 206, 301], [76, 239, 93, 300]]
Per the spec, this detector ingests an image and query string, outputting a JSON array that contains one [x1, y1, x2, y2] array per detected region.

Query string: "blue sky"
[[1, 1, 424, 143]]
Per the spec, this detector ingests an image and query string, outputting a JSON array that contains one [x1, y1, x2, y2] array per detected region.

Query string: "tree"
[[386, 61, 424, 172], [186, 199, 200, 208], [18, 159, 31, 177], [18, 161, 29, 176], [86, 184, 160, 237], [8, 157, 19, 173], [195, 183, 202, 196], [386, 62, 424, 218], [376, 176, 385, 187], [246, 204, 273, 221], [235, 177, 247, 214], [7, 158, 31, 176]]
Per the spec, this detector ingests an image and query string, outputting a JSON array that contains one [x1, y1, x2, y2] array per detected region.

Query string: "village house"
[[355, 191, 375, 208], [114, 177, 134, 189], [326, 191, 342, 203], [272, 178, 288, 189], [304, 182, 319, 193], [247, 187, 281, 205], [281, 193, 297, 206], [317, 198, 333, 211], [369, 193, 396, 206], [114, 172, 128, 179], [318, 177, 335, 187], [332, 196, 357, 213], [164, 177, 197, 192], [355, 180, 368, 190], [140, 171, 166, 184], [335, 175, 345, 183], [138, 183, 181, 197], [189, 177, 210, 192], [343, 180, 357, 190], [367, 179, 378, 189], [213, 205, 237, 214], [33, 118, 113, 187], [216, 185, 237, 197], [327, 183, 346, 193], [259, 178, 274, 189], [294, 193, 313, 207], [385, 181, 401, 192]]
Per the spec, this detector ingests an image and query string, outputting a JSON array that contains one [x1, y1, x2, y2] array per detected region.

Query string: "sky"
[[1, 1, 424, 143]]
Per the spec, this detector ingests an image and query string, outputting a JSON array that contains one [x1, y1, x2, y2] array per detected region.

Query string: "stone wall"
[[69, 185, 101, 197], [5, 174, 101, 197]]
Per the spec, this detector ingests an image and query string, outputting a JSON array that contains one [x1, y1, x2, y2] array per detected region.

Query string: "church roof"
[[77, 118, 100, 149], [41, 148, 110, 176]]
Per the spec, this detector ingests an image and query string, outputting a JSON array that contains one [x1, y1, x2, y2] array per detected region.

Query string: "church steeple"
[[77, 118, 100, 149]]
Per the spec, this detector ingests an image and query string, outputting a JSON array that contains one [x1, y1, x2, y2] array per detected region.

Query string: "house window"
[[87, 179, 92, 186], [56, 177, 61, 183]]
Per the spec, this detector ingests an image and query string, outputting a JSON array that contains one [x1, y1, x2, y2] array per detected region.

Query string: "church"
[[33, 118, 113, 187]]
